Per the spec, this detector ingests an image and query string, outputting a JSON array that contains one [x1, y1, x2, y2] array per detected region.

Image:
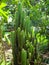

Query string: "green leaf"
[[4, 33, 11, 45], [1, 61, 5, 65], [0, 2, 7, 9], [0, 9, 8, 19]]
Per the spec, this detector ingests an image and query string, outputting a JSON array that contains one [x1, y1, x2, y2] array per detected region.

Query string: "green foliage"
[[4, 33, 11, 45], [0, 2, 8, 19], [0, 0, 49, 65], [11, 1, 49, 65]]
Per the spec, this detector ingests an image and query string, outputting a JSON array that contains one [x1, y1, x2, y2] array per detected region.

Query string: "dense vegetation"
[[0, 0, 49, 65]]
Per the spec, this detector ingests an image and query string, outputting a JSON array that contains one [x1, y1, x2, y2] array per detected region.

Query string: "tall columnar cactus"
[[15, 2, 23, 29], [21, 49, 27, 65], [11, 1, 41, 65], [11, 1, 32, 65], [11, 2, 27, 65], [11, 31, 18, 65]]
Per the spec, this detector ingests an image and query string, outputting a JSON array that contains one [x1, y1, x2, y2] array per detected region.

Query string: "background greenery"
[[0, 0, 49, 65]]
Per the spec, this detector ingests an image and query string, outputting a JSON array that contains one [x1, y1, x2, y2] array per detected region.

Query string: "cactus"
[[27, 59, 30, 65], [15, 2, 22, 29], [11, 1, 41, 65], [29, 53, 32, 61], [34, 59, 37, 65], [21, 49, 27, 65], [16, 27, 21, 49], [20, 30, 26, 49], [11, 31, 18, 65], [23, 16, 31, 33]]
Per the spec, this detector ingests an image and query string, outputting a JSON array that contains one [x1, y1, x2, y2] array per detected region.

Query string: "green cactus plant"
[[11, 1, 43, 65], [21, 49, 27, 65], [20, 30, 26, 49], [11, 31, 18, 65]]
